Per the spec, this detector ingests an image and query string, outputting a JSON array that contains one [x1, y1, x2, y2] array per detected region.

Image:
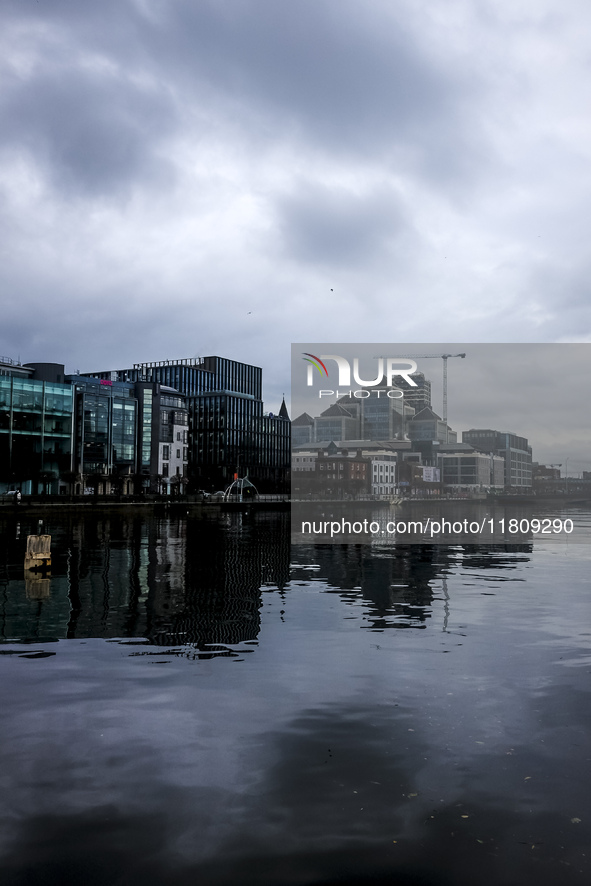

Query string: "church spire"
[[279, 395, 289, 420]]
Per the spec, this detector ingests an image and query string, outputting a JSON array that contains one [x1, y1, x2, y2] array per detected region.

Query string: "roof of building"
[[410, 406, 442, 422], [279, 397, 290, 420], [292, 440, 414, 452], [437, 442, 478, 453], [319, 403, 355, 418], [292, 412, 314, 426]]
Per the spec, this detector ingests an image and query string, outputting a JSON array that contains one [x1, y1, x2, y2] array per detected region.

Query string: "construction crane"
[[374, 352, 466, 426]]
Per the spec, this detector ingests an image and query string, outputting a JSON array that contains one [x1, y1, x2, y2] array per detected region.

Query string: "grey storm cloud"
[[1, 69, 176, 196], [276, 184, 410, 266], [1, 0, 482, 190], [156, 1, 471, 155], [0, 0, 590, 394]]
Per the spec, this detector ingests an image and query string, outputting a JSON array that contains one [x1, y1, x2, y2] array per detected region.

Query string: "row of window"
[[318, 463, 367, 473], [0, 379, 74, 414], [161, 410, 189, 426], [162, 446, 188, 460], [161, 463, 187, 478]]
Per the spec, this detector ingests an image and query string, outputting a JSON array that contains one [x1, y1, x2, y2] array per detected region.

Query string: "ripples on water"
[[0, 509, 590, 885]]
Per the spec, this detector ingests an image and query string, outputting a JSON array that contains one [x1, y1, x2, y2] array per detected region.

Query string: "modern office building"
[[85, 356, 288, 493], [2, 354, 289, 495], [295, 393, 412, 445], [391, 370, 432, 413], [0, 360, 74, 494], [314, 402, 359, 443], [188, 391, 290, 492], [1, 356, 42, 379], [294, 372, 426, 446], [358, 391, 410, 441], [185, 359, 288, 493], [462, 429, 533, 488], [67, 376, 138, 494], [408, 407, 457, 445], [291, 412, 314, 447], [87, 356, 262, 400], [438, 451, 505, 490]]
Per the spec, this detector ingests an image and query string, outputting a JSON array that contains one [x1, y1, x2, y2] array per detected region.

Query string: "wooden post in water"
[[25, 535, 51, 571]]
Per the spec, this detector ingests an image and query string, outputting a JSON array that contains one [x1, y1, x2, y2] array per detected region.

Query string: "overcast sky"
[[1, 0, 591, 414], [292, 344, 590, 470]]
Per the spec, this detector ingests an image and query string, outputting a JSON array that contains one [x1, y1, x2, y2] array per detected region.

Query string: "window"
[[162, 445, 169, 459], [162, 463, 169, 477], [176, 449, 181, 459], [177, 432, 181, 441], [183, 447, 188, 461]]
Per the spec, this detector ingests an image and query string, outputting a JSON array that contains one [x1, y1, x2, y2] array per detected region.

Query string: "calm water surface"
[[1, 509, 590, 885]]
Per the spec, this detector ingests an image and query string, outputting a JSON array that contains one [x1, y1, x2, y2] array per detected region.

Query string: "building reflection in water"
[[291, 542, 532, 632], [0, 512, 530, 647], [0, 512, 291, 648]]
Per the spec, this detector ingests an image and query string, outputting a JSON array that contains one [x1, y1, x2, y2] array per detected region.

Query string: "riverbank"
[[1, 494, 589, 515], [0, 498, 290, 514]]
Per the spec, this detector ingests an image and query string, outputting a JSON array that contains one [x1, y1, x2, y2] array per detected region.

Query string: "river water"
[[1, 509, 590, 885]]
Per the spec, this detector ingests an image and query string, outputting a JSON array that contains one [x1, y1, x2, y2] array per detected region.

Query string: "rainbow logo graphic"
[[302, 353, 329, 377]]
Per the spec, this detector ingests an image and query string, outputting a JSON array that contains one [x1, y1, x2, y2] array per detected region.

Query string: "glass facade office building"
[[1, 354, 289, 495], [186, 358, 288, 492], [189, 393, 290, 492], [0, 376, 73, 494], [85, 356, 288, 493], [70, 378, 138, 490], [93, 360, 214, 397], [84, 356, 262, 401], [200, 356, 262, 400]]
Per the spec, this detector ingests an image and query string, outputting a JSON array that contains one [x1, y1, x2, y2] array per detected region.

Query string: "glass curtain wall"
[[74, 382, 138, 488], [0, 377, 73, 493]]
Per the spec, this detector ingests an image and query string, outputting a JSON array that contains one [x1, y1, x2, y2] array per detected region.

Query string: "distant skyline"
[[2, 1, 591, 412], [292, 344, 590, 472]]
